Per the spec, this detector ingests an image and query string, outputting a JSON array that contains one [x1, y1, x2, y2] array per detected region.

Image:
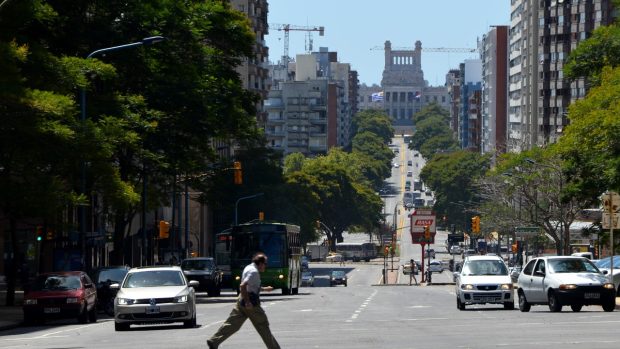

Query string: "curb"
[[0, 321, 21, 331]]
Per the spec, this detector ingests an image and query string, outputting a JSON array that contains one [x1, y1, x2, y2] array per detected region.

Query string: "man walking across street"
[[207, 252, 280, 349]]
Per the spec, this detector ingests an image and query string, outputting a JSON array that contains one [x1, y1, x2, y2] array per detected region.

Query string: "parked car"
[[517, 256, 616, 312], [454, 255, 514, 310], [301, 271, 315, 287], [180, 257, 222, 296], [330, 270, 348, 287], [326, 253, 344, 263], [23, 271, 98, 325], [89, 266, 130, 316], [594, 255, 620, 295], [407, 160, 412, 166], [112, 266, 199, 331]]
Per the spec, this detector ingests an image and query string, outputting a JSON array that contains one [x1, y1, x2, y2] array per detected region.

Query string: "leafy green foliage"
[[564, 25, 620, 85]]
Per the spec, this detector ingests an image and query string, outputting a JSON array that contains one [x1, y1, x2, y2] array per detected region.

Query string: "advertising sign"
[[410, 211, 436, 244]]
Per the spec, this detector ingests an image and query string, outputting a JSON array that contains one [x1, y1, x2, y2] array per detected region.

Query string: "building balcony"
[[309, 117, 327, 124]]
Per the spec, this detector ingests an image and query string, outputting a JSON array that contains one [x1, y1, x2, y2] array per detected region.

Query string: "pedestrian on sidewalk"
[[206, 252, 280, 349], [409, 259, 418, 285]]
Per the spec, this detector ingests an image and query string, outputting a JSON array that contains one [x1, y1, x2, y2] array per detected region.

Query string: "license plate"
[[145, 306, 160, 314], [44, 307, 60, 314], [584, 292, 600, 299], [483, 297, 497, 302]]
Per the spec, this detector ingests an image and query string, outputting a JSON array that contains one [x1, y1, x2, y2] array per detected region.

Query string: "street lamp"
[[234, 193, 264, 225], [80, 36, 165, 267]]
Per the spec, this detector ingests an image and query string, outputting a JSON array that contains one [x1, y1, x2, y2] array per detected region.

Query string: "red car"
[[23, 271, 98, 325]]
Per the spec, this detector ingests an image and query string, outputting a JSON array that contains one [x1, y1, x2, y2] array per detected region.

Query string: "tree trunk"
[[5, 218, 18, 306], [111, 213, 127, 265]]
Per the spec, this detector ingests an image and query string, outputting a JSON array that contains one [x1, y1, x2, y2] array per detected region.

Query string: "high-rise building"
[[459, 60, 483, 151], [480, 25, 509, 157], [230, 0, 270, 124], [508, 0, 615, 151]]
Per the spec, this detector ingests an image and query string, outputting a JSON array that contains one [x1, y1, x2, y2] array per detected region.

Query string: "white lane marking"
[[300, 309, 313, 312], [201, 320, 224, 330], [3, 323, 98, 341], [409, 305, 431, 308], [348, 289, 378, 322]]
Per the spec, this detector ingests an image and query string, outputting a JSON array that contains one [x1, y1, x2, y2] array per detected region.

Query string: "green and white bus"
[[231, 222, 302, 295]]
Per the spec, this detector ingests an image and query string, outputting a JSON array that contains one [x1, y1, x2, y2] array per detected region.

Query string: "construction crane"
[[370, 46, 477, 53], [270, 23, 325, 65]]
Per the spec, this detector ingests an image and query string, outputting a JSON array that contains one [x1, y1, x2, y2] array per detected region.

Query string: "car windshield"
[[302, 272, 313, 278], [332, 271, 345, 277], [96, 268, 128, 283], [181, 259, 215, 270], [549, 258, 600, 273], [31, 275, 81, 291], [123, 270, 185, 288], [462, 260, 508, 276]]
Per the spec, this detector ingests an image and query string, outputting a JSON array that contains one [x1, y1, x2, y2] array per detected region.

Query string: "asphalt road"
[[3, 262, 620, 349]]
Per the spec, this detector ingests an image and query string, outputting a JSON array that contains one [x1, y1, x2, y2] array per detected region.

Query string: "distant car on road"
[[428, 260, 443, 273], [449, 245, 462, 255], [180, 257, 222, 296], [301, 256, 309, 270], [301, 271, 314, 287], [393, 163, 400, 168], [517, 256, 615, 312], [330, 270, 348, 287]]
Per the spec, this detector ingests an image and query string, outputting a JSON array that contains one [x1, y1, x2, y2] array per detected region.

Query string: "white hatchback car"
[[454, 255, 514, 310], [517, 256, 615, 312], [112, 266, 199, 331]]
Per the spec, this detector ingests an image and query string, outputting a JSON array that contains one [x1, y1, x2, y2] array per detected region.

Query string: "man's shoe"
[[206, 340, 217, 349]]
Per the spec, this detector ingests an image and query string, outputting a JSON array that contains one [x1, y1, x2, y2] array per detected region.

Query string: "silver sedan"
[[111, 266, 199, 331]]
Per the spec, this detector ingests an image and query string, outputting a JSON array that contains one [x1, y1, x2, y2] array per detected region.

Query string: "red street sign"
[[414, 219, 434, 226]]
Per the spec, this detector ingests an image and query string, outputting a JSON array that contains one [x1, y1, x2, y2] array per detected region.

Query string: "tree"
[[409, 116, 454, 153], [351, 131, 393, 189], [564, 24, 620, 86], [420, 151, 490, 232], [350, 109, 394, 144], [412, 102, 450, 125]]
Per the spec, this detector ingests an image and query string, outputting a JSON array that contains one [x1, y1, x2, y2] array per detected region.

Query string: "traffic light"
[[46, 230, 54, 240], [258, 211, 264, 221], [233, 161, 242, 185], [35, 226, 43, 242], [158, 220, 170, 239], [471, 216, 480, 233], [424, 225, 431, 240], [511, 243, 518, 254], [384, 245, 390, 255]]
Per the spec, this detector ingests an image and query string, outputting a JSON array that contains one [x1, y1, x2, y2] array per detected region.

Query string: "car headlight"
[[500, 284, 513, 290], [24, 299, 37, 305], [278, 274, 284, 279], [235, 276, 240, 281], [66, 297, 79, 303], [117, 298, 135, 305], [559, 284, 577, 290], [174, 295, 188, 303], [461, 284, 474, 290], [603, 283, 615, 289]]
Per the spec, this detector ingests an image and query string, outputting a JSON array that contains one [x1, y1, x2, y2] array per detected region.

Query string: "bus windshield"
[[231, 232, 286, 268]]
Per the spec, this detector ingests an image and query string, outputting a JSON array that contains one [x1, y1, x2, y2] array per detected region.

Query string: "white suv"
[[454, 255, 514, 310]]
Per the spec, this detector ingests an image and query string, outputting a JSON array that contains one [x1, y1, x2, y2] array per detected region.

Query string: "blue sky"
[[265, 0, 510, 86]]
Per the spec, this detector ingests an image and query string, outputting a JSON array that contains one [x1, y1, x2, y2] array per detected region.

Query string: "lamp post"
[[80, 36, 165, 267], [234, 193, 264, 226]]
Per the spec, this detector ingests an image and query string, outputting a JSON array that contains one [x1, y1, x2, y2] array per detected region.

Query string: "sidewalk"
[[0, 290, 23, 331]]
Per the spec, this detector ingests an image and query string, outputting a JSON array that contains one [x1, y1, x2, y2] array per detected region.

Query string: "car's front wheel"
[[518, 291, 530, 312], [602, 299, 616, 312], [88, 306, 97, 323], [184, 309, 197, 328], [570, 304, 583, 312], [457, 296, 465, 310], [78, 305, 89, 324], [548, 291, 562, 312]]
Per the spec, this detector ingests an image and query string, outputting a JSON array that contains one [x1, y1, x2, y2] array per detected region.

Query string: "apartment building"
[[480, 25, 509, 156], [264, 49, 354, 156], [508, 0, 615, 151], [459, 60, 483, 151]]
